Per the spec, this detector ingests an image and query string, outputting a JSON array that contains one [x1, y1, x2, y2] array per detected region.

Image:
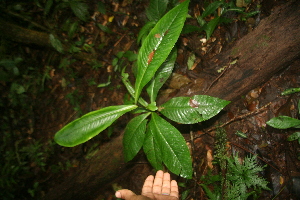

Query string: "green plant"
[[183, 0, 260, 39], [201, 128, 270, 200], [54, 0, 230, 178], [43, 0, 90, 22], [137, 0, 178, 45], [266, 92, 300, 144], [66, 89, 83, 115]]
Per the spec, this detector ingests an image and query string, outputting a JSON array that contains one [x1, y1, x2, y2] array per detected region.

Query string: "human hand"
[[115, 170, 178, 200]]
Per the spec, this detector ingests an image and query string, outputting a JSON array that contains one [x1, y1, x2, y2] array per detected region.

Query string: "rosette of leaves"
[[54, 0, 230, 178]]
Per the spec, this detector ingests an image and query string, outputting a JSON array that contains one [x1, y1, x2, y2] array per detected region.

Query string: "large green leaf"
[[137, 21, 156, 45], [201, 1, 223, 18], [193, 95, 230, 119], [69, 0, 89, 22], [160, 95, 230, 124], [143, 123, 163, 170], [203, 16, 220, 39], [266, 116, 300, 129], [146, 47, 177, 104], [146, 0, 169, 22], [123, 112, 151, 162], [49, 34, 64, 53], [54, 105, 137, 147], [146, 113, 193, 178], [135, 0, 189, 103]]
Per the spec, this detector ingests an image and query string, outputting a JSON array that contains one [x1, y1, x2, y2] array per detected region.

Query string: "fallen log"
[[0, 18, 96, 64], [43, 1, 300, 199], [43, 133, 132, 200], [182, 0, 300, 101]]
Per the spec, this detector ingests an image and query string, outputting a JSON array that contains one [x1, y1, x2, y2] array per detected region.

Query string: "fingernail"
[[115, 191, 121, 198]]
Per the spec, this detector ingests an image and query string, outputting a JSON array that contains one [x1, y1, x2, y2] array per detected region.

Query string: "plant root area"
[[0, 0, 299, 199]]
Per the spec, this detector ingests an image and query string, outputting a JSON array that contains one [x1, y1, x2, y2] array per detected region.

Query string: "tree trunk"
[[44, 133, 132, 200], [0, 18, 96, 64], [181, 0, 300, 101], [44, 1, 300, 199]]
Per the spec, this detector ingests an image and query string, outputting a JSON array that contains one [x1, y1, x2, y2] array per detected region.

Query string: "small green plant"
[[54, 0, 230, 178], [43, 0, 90, 22], [201, 128, 270, 200], [183, 0, 260, 39], [266, 89, 300, 144], [66, 89, 83, 115], [137, 0, 178, 45]]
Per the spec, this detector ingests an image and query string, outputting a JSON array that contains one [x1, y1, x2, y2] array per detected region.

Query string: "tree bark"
[[43, 1, 300, 199], [44, 133, 132, 200], [181, 0, 300, 101]]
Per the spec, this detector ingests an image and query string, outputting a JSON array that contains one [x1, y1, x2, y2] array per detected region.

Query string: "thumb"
[[115, 189, 138, 199]]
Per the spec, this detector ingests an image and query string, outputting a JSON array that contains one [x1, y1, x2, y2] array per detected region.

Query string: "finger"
[[152, 170, 164, 194], [142, 175, 154, 194], [170, 180, 179, 198], [161, 172, 171, 195], [115, 189, 137, 200]]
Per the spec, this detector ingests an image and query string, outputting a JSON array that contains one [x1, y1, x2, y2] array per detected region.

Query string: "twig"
[[193, 102, 272, 140], [107, 32, 128, 55], [207, 102, 271, 134], [189, 126, 198, 198], [231, 142, 282, 173], [204, 58, 236, 94]]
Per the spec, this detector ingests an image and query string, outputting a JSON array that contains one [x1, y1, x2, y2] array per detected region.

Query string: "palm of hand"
[[116, 170, 179, 200]]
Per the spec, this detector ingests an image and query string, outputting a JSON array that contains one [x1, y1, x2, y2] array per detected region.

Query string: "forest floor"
[[1, 0, 299, 199]]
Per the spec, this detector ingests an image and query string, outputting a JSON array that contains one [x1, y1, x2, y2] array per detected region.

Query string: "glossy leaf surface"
[[160, 95, 230, 124], [266, 116, 300, 129], [143, 123, 163, 170], [123, 112, 150, 162], [146, 0, 168, 22], [54, 105, 137, 147], [146, 47, 177, 103], [135, 0, 189, 103], [145, 113, 193, 178]]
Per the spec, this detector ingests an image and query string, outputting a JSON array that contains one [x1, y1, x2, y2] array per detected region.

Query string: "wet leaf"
[[160, 97, 203, 124], [69, 0, 89, 22], [143, 123, 163, 170], [281, 88, 300, 95], [160, 95, 230, 124], [201, 1, 223, 18], [49, 34, 64, 53], [187, 53, 196, 70], [146, 47, 177, 103], [203, 16, 220, 39], [54, 105, 137, 147], [146, 0, 168, 22], [123, 113, 151, 162], [266, 116, 300, 129], [235, 130, 247, 138], [287, 132, 300, 142], [44, 0, 53, 15], [146, 113, 193, 178], [137, 21, 156, 45], [135, 0, 189, 103], [68, 21, 79, 38]]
